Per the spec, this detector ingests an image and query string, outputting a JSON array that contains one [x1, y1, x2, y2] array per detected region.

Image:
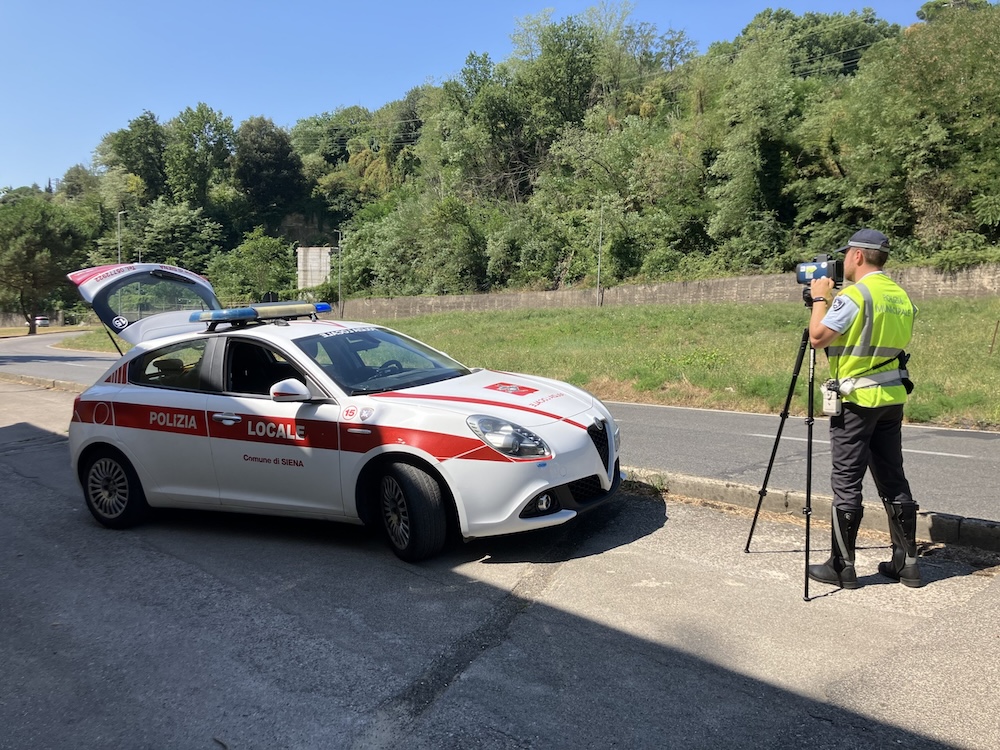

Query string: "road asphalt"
[[2, 378, 999, 748]]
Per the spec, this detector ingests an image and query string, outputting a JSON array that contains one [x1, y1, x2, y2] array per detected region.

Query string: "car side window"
[[226, 340, 305, 396], [133, 339, 209, 391]]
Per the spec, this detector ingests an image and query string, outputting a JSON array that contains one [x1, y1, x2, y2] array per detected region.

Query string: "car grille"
[[587, 419, 610, 470], [568, 474, 604, 503]]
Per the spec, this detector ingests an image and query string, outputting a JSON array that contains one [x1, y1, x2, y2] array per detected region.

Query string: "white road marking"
[[748, 433, 973, 459]]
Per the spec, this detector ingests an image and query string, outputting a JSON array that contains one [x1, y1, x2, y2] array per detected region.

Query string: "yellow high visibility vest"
[[827, 273, 915, 407]]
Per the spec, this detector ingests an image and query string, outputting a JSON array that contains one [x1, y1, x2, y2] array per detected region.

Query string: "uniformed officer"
[[807, 228, 922, 589]]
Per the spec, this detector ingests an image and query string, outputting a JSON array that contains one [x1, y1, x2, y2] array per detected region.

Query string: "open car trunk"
[[67, 264, 222, 345]]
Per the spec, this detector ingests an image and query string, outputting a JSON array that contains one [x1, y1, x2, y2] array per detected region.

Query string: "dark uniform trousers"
[[829, 402, 913, 512]]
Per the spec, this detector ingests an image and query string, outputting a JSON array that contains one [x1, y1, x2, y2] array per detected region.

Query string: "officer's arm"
[[808, 277, 839, 349], [809, 304, 839, 349]]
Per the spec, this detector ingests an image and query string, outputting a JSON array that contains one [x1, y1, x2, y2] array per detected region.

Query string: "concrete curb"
[[4, 371, 998, 554], [624, 466, 1000, 554], [0, 371, 87, 393]]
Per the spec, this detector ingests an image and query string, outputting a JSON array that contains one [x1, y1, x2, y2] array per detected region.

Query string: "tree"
[[164, 103, 235, 206], [706, 29, 798, 271], [0, 196, 87, 332], [205, 227, 296, 303], [817, 5, 1000, 249], [232, 116, 306, 228], [735, 8, 900, 77], [917, 0, 993, 23], [527, 17, 600, 136], [97, 111, 169, 201], [137, 199, 225, 272]]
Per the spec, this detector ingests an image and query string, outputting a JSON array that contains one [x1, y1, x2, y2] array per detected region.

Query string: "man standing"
[[807, 228, 922, 589]]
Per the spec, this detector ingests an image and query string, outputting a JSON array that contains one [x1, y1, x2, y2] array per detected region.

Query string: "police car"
[[67, 264, 623, 561]]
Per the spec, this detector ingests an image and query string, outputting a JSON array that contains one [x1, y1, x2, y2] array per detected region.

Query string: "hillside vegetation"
[[3, 2, 1000, 326]]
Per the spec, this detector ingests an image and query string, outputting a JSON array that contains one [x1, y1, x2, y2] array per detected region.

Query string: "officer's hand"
[[810, 276, 835, 301]]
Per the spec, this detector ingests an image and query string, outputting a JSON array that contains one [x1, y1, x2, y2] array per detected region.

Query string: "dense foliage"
[[3, 1, 999, 318]]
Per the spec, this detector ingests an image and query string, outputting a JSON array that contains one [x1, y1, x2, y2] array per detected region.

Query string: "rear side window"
[[133, 339, 210, 391]]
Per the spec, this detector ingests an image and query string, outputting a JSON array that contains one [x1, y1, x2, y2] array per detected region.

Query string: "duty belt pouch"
[[822, 379, 842, 416]]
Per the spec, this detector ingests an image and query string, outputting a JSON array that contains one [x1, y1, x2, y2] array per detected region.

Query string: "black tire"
[[379, 462, 446, 562], [81, 448, 149, 529]]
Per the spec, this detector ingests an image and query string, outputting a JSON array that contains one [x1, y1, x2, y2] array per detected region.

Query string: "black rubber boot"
[[878, 500, 923, 588], [809, 507, 863, 589]]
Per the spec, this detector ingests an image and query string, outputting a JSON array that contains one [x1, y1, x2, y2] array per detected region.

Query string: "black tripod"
[[744, 323, 819, 601]]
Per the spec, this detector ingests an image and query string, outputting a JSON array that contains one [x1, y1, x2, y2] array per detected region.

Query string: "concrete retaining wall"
[[3, 263, 997, 328], [341, 264, 1000, 321]]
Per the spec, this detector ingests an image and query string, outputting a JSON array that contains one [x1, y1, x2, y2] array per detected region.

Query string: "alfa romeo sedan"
[[67, 264, 623, 561]]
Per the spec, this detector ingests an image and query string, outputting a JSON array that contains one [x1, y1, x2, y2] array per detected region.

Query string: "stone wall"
[[4, 264, 996, 328], [340, 264, 1000, 321]]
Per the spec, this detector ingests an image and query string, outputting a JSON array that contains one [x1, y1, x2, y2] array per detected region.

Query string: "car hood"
[[372, 369, 598, 428]]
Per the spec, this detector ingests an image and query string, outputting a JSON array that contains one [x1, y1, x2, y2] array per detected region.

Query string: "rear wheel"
[[81, 449, 149, 529], [379, 463, 446, 562]]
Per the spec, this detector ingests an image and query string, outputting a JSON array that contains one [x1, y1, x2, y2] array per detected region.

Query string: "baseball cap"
[[837, 228, 890, 253]]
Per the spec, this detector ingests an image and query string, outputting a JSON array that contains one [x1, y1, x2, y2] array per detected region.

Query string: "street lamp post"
[[333, 230, 343, 317], [117, 210, 126, 264]]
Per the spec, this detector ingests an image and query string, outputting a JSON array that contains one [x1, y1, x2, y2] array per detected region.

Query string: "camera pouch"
[[822, 380, 842, 416]]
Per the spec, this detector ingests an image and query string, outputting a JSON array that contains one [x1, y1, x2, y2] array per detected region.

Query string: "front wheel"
[[81, 449, 149, 529], [379, 463, 447, 562]]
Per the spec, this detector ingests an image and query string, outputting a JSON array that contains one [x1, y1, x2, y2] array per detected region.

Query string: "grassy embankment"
[[56, 298, 1000, 429]]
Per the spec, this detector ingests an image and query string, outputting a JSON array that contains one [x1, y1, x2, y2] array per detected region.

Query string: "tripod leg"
[[804, 344, 816, 600], [745, 328, 809, 552]]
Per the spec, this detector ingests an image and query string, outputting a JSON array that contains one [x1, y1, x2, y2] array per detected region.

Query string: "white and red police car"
[[67, 264, 623, 561]]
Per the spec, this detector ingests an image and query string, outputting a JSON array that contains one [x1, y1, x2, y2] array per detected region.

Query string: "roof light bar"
[[189, 307, 257, 323], [189, 301, 332, 326]]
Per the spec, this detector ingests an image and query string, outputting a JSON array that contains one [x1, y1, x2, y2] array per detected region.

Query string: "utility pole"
[[333, 230, 343, 317], [117, 210, 126, 263], [596, 203, 604, 307]]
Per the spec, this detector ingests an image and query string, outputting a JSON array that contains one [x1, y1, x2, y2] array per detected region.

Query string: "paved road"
[[608, 402, 1000, 524], [0, 329, 118, 384], [3, 331, 997, 524], [2, 383, 999, 749]]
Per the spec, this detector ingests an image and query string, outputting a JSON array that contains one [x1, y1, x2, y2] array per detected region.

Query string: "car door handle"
[[212, 413, 242, 425]]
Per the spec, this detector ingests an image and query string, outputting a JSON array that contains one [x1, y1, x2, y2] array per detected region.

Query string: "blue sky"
[[1, 1, 928, 190]]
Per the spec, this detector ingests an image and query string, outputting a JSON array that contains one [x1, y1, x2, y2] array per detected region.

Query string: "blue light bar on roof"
[[189, 302, 331, 325], [189, 307, 257, 323]]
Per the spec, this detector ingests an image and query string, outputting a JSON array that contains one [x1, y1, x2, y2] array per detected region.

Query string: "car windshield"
[[294, 327, 471, 395]]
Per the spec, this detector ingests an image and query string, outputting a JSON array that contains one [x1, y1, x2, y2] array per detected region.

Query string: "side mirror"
[[270, 378, 311, 403]]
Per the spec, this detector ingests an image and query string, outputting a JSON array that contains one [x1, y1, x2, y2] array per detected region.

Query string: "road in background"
[[608, 402, 999, 524], [0, 330, 117, 384], [2, 331, 997, 523]]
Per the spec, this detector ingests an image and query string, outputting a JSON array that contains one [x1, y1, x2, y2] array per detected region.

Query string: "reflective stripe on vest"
[[827, 274, 914, 407]]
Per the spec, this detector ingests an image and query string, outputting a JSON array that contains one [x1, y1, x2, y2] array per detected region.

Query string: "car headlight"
[[467, 415, 551, 458]]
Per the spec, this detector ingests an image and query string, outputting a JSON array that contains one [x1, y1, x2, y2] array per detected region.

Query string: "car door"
[[112, 338, 219, 506], [205, 338, 345, 515]]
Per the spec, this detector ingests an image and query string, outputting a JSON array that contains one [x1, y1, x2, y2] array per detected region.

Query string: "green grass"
[[57, 299, 1000, 429]]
